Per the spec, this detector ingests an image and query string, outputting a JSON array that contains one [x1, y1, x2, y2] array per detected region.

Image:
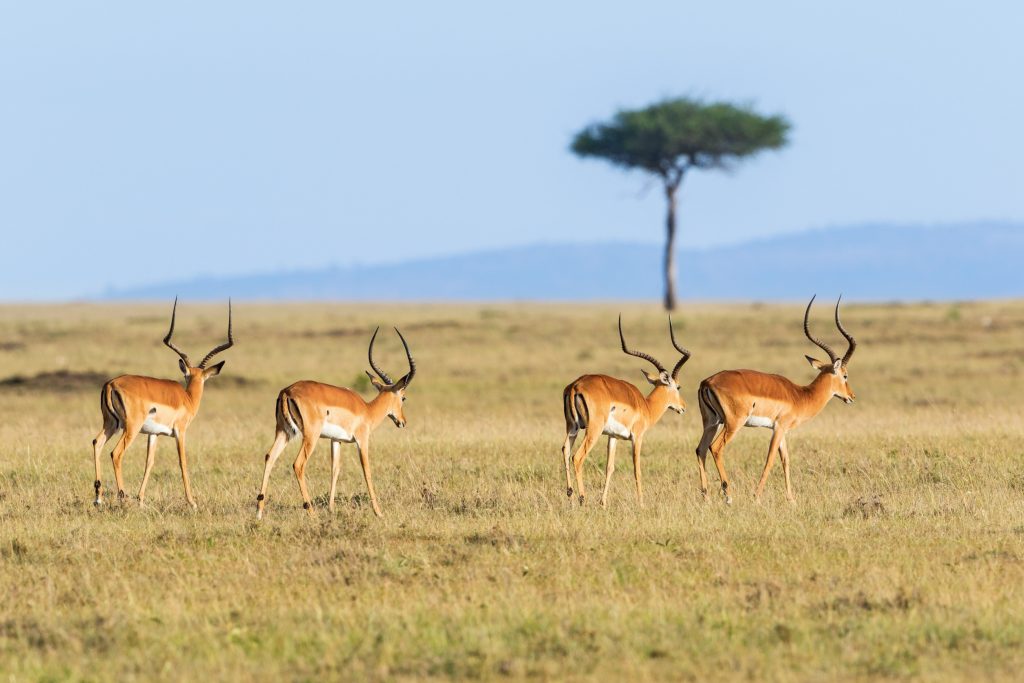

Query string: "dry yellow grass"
[[1, 300, 1023, 681]]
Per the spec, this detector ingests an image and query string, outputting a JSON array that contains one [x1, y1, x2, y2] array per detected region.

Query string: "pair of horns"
[[368, 326, 416, 388], [618, 315, 691, 380], [804, 295, 857, 366], [163, 298, 235, 369]]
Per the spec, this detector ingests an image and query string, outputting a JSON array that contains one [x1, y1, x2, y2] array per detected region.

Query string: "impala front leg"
[[175, 430, 198, 510], [600, 438, 617, 508], [778, 434, 796, 503], [328, 440, 342, 513], [754, 428, 784, 501], [355, 433, 382, 518], [138, 434, 158, 506], [631, 434, 645, 507]]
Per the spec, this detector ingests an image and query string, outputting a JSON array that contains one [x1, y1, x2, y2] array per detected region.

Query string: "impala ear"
[[806, 355, 835, 373], [179, 358, 189, 376], [203, 360, 225, 378], [832, 358, 843, 374], [640, 369, 664, 386], [366, 370, 387, 392]]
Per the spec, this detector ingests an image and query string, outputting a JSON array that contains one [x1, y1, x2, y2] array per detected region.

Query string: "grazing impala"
[[255, 327, 416, 519], [92, 299, 234, 508], [561, 316, 690, 507], [695, 296, 857, 504]]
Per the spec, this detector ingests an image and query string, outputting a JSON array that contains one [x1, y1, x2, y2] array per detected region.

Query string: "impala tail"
[[100, 381, 124, 431], [563, 384, 589, 433], [276, 391, 303, 437]]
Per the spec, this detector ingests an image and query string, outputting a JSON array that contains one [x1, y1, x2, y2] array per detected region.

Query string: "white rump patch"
[[602, 415, 632, 440], [140, 419, 174, 436], [320, 421, 355, 443], [744, 415, 775, 429]]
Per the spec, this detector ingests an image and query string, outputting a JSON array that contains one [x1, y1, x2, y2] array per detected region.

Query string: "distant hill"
[[105, 223, 1024, 301]]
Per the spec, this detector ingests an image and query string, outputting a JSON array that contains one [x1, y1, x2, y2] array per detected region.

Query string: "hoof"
[[578, 495, 585, 506], [566, 487, 573, 498], [93, 499, 103, 507], [117, 490, 126, 501]]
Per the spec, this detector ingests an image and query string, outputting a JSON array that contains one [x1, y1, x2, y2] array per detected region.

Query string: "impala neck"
[[643, 384, 674, 423], [366, 391, 394, 428], [183, 376, 206, 412], [801, 372, 836, 418]]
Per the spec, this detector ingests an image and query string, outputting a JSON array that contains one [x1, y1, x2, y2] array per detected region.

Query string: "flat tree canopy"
[[571, 97, 790, 309]]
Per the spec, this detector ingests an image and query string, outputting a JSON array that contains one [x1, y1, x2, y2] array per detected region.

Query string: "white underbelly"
[[602, 415, 632, 439], [744, 415, 775, 429], [140, 418, 174, 436], [320, 421, 355, 443]]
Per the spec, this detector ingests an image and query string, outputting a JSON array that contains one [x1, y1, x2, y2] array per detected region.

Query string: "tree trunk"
[[663, 183, 678, 311]]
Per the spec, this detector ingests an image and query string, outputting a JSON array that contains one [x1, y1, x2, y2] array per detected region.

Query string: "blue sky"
[[1, 2, 1022, 299]]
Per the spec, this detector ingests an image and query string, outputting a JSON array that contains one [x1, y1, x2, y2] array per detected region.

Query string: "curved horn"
[[668, 315, 691, 380], [367, 326, 394, 385], [618, 314, 667, 374], [803, 295, 839, 364], [834, 295, 857, 366], [197, 299, 234, 369], [394, 327, 416, 387], [162, 297, 191, 366]]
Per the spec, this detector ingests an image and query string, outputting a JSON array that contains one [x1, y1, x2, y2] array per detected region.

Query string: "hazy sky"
[[1, 2, 1022, 299]]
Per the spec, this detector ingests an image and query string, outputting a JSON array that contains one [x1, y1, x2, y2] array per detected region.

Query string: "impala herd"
[[89, 297, 858, 516]]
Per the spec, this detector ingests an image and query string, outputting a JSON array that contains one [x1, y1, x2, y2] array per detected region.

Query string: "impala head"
[[803, 295, 858, 404], [163, 297, 235, 388], [365, 326, 417, 428], [618, 314, 691, 414]]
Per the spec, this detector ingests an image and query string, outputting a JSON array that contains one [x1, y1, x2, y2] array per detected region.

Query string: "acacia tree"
[[571, 98, 790, 310]]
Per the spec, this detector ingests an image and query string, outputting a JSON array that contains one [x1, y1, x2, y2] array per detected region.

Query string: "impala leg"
[[631, 435, 645, 507], [356, 436, 383, 518], [92, 422, 117, 505], [256, 430, 290, 520], [110, 423, 141, 502], [778, 435, 796, 503], [571, 428, 602, 506], [175, 431, 198, 510], [328, 440, 342, 513], [562, 431, 578, 499], [293, 433, 319, 517], [138, 435, 158, 505], [600, 438, 617, 508], [754, 429, 784, 501], [709, 425, 738, 505], [695, 423, 719, 501]]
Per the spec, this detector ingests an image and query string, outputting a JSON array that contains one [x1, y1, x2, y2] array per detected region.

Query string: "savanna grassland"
[[1, 301, 1023, 682]]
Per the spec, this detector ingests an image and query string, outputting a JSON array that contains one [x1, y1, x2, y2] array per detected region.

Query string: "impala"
[[255, 326, 416, 519], [695, 295, 858, 504], [91, 299, 234, 508], [561, 316, 690, 507]]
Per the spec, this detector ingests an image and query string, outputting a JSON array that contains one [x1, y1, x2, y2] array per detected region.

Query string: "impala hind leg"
[[137, 435, 158, 506], [571, 427, 603, 506], [708, 425, 738, 505], [600, 438, 616, 508], [110, 422, 142, 502], [562, 430, 578, 499], [293, 433, 319, 517], [695, 423, 719, 501], [91, 421, 118, 505], [256, 430, 290, 520]]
